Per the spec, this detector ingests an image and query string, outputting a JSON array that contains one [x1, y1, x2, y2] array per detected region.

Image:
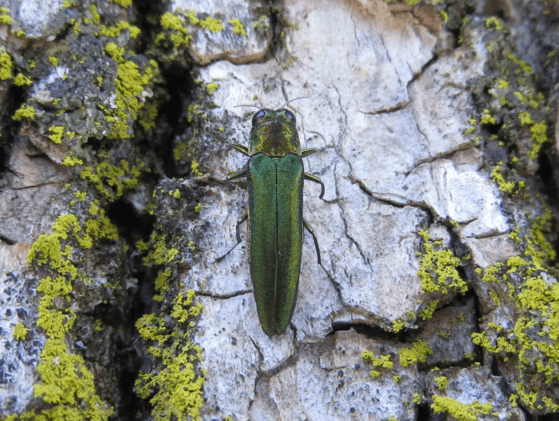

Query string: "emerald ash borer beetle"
[[225, 108, 324, 336]]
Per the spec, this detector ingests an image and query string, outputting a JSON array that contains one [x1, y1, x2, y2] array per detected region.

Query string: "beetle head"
[[249, 109, 301, 157]]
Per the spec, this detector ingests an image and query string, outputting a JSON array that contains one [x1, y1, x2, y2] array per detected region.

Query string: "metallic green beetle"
[[227, 108, 324, 336]]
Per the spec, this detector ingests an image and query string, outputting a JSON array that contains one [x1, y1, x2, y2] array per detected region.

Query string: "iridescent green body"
[[227, 109, 324, 336]]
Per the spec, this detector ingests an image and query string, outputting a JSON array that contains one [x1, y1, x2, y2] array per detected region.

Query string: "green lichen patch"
[[136, 232, 181, 302], [12, 322, 29, 340], [14, 73, 32, 86], [0, 51, 12, 80], [99, 46, 160, 139], [12, 104, 36, 121], [100, 21, 141, 39], [48, 126, 65, 144], [490, 161, 525, 195], [206, 82, 219, 95], [228, 18, 246, 36], [434, 375, 449, 391], [362, 350, 394, 378], [399, 340, 432, 367], [80, 155, 144, 202], [472, 210, 559, 411], [16, 211, 121, 420], [431, 395, 493, 421], [153, 11, 195, 62], [417, 228, 467, 295], [110, 0, 132, 7], [135, 290, 205, 421], [420, 299, 439, 320], [0, 6, 13, 25], [463, 17, 552, 191]]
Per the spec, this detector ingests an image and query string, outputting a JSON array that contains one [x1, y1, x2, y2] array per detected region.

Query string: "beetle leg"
[[215, 212, 248, 263], [304, 173, 325, 199], [301, 148, 317, 157], [303, 219, 321, 265], [232, 143, 249, 155], [235, 212, 248, 243], [228, 168, 248, 181]]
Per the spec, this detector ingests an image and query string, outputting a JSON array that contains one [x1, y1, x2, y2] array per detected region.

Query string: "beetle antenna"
[[281, 96, 307, 109], [233, 104, 261, 109]]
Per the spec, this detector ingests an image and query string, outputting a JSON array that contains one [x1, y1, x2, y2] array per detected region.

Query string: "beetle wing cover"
[[275, 154, 304, 334], [248, 154, 278, 335], [248, 153, 304, 335]]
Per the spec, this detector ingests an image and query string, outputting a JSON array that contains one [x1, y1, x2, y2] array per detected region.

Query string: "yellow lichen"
[[420, 299, 439, 320], [12, 322, 28, 340], [206, 82, 219, 95], [100, 47, 159, 140], [399, 340, 432, 367], [485, 17, 504, 31], [22, 211, 119, 420], [479, 109, 496, 125], [135, 290, 205, 421], [0, 7, 12, 25], [491, 162, 516, 193], [100, 21, 141, 38], [431, 395, 493, 421], [228, 18, 246, 36], [62, 156, 84, 167], [199, 16, 223, 33], [471, 210, 559, 410], [362, 350, 394, 378], [90, 4, 101, 24], [110, 0, 132, 7], [434, 376, 449, 391], [528, 121, 547, 159], [417, 229, 466, 295], [14, 73, 32, 86], [12, 104, 35, 121], [191, 159, 202, 176], [0, 51, 12, 80], [159, 12, 191, 49], [48, 126, 65, 144]]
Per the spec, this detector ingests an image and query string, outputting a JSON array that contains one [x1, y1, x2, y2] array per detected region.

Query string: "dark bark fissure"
[[0, 84, 26, 175]]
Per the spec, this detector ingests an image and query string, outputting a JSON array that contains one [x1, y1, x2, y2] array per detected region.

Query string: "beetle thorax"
[[249, 121, 301, 157]]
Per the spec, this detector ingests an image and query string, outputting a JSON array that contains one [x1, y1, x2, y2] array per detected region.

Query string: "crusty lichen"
[[0, 6, 13, 25], [15, 211, 120, 420], [100, 42, 160, 140], [48, 126, 65, 144], [12, 104, 35, 121], [199, 16, 223, 33], [362, 350, 394, 378], [206, 82, 219, 95], [431, 395, 493, 421], [472, 210, 559, 411], [135, 289, 205, 421], [0, 51, 12, 80], [110, 0, 132, 7], [14, 73, 32, 86], [420, 299, 439, 320], [100, 20, 140, 39], [434, 376, 449, 391], [417, 228, 466, 295], [12, 322, 28, 340], [137, 232, 180, 301], [80, 155, 144, 201], [228, 18, 246, 36], [399, 340, 432, 367]]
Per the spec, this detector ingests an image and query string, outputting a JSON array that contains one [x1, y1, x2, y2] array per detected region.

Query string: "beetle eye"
[[284, 109, 296, 122], [252, 110, 267, 126]]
